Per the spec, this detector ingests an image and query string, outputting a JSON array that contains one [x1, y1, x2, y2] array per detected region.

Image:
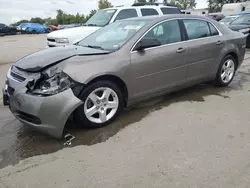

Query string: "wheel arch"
[[225, 51, 239, 67], [83, 74, 129, 107]]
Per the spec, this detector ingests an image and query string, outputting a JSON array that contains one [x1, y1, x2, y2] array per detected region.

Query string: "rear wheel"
[[213, 55, 236, 87], [75, 80, 124, 128]]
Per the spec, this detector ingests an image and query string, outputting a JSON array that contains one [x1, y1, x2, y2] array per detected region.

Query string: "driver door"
[[130, 19, 188, 99]]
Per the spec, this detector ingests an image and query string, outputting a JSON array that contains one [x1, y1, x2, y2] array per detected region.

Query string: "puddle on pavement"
[[0, 66, 249, 169]]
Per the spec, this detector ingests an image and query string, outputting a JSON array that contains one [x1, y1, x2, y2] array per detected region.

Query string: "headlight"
[[238, 28, 250, 33], [55, 38, 69, 44], [31, 72, 72, 96]]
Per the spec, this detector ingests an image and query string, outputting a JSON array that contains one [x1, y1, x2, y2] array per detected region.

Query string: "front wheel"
[[75, 80, 124, 128], [213, 55, 236, 87]]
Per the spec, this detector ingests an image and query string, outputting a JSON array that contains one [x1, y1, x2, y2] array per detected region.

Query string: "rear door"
[[181, 19, 224, 81], [130, 19, 188, 98]]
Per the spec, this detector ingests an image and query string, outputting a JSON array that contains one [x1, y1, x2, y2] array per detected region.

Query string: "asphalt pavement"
[[0, 35, 250, 187]]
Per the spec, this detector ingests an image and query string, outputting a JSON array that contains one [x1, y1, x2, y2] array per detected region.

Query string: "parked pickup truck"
[[47, 2, 181, 47]]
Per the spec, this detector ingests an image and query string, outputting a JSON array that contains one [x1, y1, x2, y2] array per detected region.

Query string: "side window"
[[0, 24, 5, 28], [208, 23, 219, 36], [141, 8, 159, 16], [115, 9, 138, 21], [183, 19, 210, 40], [160, 7, 181, 14], [143, 20, 181, 45]]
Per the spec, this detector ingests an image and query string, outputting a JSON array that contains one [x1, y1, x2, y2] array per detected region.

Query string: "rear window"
[[208, 23, 219, 36], [160, 7, 181, 14], [141, 8, 159, 16]]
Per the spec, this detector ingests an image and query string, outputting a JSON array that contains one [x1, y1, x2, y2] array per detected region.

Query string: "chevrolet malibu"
[[3, 15, 246, 138]]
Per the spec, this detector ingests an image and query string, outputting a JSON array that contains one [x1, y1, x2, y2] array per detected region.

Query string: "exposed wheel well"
[[226, 52, 238, 68], [86, 75, 128, 106]]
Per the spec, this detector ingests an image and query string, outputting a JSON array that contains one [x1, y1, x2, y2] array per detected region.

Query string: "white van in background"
[[221, 2, 250, 16]]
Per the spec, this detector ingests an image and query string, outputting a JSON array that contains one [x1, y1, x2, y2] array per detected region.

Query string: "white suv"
[[47, 3, 181, 47]]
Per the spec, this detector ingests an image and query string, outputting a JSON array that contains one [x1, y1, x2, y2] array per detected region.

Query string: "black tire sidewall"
[[215, 55, 236, 87], [75, 80, 124, 128]]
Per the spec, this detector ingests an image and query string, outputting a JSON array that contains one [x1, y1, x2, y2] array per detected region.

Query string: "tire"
[[75, 80, 124, 129], [213, 55, 236, 87]]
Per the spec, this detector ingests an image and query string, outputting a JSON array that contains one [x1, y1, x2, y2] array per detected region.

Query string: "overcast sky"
[[0, 0, 207, 24]]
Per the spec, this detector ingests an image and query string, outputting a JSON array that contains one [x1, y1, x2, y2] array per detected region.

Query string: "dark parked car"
[[219, 14, 241, 26], [206, 12, 225, 21], [225, 13, 250, 47], [0, 23, 17, 36]]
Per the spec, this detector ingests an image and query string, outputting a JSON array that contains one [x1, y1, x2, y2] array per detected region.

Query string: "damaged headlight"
[[31, 72, 72, 96]]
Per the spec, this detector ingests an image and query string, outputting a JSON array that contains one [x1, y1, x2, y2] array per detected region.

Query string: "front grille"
[[48, 45, 56, 47], [15, 110, 41, 124], [10, 71, 26, 82], [47, 38, 55, 42]]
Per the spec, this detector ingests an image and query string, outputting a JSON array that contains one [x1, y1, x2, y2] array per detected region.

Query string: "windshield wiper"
[[83, 45, 106, 50], [83, 23, 99, 26]]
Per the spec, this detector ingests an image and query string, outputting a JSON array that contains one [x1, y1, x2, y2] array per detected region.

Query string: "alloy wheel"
[[84, 87, 119, 124], [220, 59, 235, 84]]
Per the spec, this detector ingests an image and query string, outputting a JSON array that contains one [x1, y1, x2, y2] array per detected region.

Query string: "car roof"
[[104, 4, 179, 11], [123, 14, 212, 22]]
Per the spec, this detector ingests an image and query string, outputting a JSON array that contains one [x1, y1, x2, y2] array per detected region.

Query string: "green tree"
[[98, 0, 113, 10], [170, 0, 196, 9], [56, 9, 64, 24], [207, 0, 247, 13], [12, 6, 99, 26], [30, 17, 45, 24], [85, 9, 97, 21], [12, 19, 29, 26]]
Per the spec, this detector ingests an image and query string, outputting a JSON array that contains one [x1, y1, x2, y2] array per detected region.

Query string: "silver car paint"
[[64, 16, 245, 100], [6, 15, 246, 138], [10, 89, 83, 138]]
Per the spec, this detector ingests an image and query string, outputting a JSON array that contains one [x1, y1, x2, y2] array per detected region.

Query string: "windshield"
[[78, 20, 149, 51], [231, 14, 250, 25], [219, 16, 238, 25], [85, 9, 117, 27]]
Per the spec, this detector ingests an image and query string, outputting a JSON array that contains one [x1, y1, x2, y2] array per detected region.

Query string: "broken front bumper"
[[2, 85, 9, 106], [5, 88, 83, 139]]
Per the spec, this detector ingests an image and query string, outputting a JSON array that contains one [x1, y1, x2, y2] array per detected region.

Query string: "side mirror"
[[134, 38, 161, 51]]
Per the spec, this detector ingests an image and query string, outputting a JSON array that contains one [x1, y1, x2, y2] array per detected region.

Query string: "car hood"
[[47, 26, 101, 44], [15, 45, 111, 72], [229, 24, 250, 31]]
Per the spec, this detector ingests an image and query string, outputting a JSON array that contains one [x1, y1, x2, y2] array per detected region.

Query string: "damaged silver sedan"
[[2, 15, 246, 138]]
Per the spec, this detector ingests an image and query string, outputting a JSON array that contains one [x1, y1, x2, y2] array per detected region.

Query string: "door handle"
[[176, 48, 185, 53], [216, 40, 223, 45]]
